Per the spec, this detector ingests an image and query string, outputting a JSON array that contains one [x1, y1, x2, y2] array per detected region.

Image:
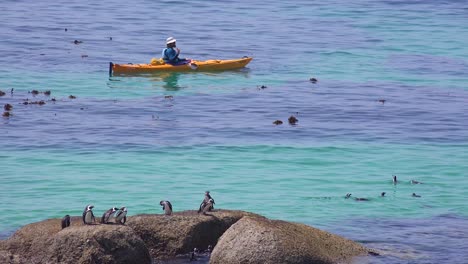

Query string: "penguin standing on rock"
[[82, 205, 95, 225], [189, 248, 198, 261], [115, 207, 127, 224], [200, 199, 215, 215], [101, 207, 118, 224], [160, 200, 173, 215], [61, 215, 71, 229], [198, 191, 215, 213]]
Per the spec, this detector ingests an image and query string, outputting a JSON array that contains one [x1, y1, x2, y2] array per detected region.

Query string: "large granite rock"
[[127, 209, 260, 260], [210, 216, 369, 264], [0, 210, 259, 263], [0, 210, 373, 264], [1, 216, 151, 264]]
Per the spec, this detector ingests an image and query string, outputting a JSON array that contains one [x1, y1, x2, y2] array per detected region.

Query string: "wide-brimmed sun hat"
[[166, 37, 176, 44]]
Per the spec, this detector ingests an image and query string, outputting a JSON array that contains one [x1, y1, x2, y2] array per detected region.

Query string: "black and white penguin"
[[354, 197, 369, 201], [101, 207, 118, 224], [381, 192, 386, 197], [412, 193, 421, 198], [61, 215, 71, 229], [189, 248, 198, 261], [198, 191, 215, 213], [393, 175, 397, 184], [82, 205, 95, 225], [160, 200, 173, 215], [410, 180, 423, 184], [345, 193, 352, 199], [206, 245, 213, 254], [200, 198, 215, 215], [115, 207, 127, 224]]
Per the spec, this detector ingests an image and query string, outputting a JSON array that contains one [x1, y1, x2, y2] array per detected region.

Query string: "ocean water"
[[1, 0, 468, 263]]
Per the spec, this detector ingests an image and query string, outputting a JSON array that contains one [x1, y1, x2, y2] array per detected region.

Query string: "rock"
[[210, 216, 369, 264], [2, 216, 151, 264], [0, 249, 25, 264], [127, 210, 261, 260]]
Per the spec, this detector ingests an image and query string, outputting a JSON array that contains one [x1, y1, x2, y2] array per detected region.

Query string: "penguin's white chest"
[[85, 211, 93, 223]]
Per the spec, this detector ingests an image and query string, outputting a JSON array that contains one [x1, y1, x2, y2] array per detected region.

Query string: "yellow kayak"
[[110, 57, 252, 75]]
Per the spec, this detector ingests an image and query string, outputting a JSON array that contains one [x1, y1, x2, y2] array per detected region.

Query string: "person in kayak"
[[162, 37, 190, 65]]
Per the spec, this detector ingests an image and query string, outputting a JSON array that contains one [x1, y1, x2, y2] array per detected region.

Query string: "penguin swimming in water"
[[354, 197, 370, 201], [345, 193, 352, 199], [115, 207, 127, 224], [381, 192, 386, 197], [198, 191, 215, 213], [82, 205, 95, 225], [412, 193, 421, 198], [410, 180, 423, 184], [61, 215, 71, 229], [160, 200, 173, 215], [200, 198, 215, 215], [101, 207, 118, 224], [393, 175, 397, 184]]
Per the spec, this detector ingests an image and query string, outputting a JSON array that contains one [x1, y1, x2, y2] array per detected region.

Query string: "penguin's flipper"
[[198, 201, 206, 213], [168, 201, 173, 211], [122, 216, 127, 224]]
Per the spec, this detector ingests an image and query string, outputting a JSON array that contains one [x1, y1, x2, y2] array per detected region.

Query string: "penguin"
[[101, 207, 118, 224], [412, 193, 421, 198], [354, 197, 369, 201], [189, 248, 198, 261], [200, 198, 215, 215], [115, 207, 127, 224], [410, 180, 423, 184], [381, 192, 386, 197], [198, 191, 215, 213], [82, 205, 95, 225], [61, 215, 71, 229], [393, 175, 397, 184], [160, 200, 173, 215], [206, 245, 213, 254], [345, 193, 352, 199]]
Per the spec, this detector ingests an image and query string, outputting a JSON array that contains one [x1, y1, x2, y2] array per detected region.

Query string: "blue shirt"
[[162, 48, 180, 63]]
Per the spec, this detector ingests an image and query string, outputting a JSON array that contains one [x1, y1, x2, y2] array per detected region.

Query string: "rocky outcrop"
[[210, 216, 369, 264], [127, 210, 261, 259], [1, 210, 372, 264], [0, 210, 259, 263], [1, 216, 151, 264]]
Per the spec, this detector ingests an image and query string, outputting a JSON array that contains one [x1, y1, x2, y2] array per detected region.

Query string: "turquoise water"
[[1, 0, 468, 262]]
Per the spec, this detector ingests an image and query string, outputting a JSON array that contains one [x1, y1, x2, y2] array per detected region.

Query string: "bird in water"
[[355, 197, 370, 201], [82, 205, 95, 225], [381, 192, 386, 197], [410, 179, 423, 184], [61, 215, 71, 229], [393, 175, 398, 184], [115, 207, 127, 224], [101, 207, 118, 224], [412, 193, 421, 198], [345, 193, 369, 201], [160, 200, 173, 215], [198, 191, 215, 213]]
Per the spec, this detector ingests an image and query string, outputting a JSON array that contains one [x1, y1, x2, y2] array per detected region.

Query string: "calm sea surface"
[[1, 0, 468, 263]]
